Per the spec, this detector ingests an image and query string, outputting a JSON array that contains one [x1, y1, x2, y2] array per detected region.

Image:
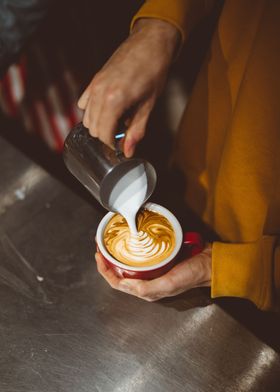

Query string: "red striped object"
[[0, 47, 82, 152]]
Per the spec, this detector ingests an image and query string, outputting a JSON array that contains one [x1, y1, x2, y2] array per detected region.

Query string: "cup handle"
[[182, 232, 204, 258]]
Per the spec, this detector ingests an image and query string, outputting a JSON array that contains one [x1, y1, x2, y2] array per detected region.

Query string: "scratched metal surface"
[[0, 136, 280, 392]]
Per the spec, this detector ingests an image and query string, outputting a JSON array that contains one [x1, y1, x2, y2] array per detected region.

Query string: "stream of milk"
[[108, 164, 148, 235]]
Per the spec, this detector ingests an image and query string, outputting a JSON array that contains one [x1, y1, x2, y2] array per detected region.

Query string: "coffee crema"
[[103, 209, 176, 267]]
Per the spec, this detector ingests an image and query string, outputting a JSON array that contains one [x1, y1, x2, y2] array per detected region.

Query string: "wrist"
[[200, 244, 212, 286], [131, 18, 181, 60]]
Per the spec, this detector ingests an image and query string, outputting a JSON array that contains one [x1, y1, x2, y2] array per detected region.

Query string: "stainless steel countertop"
[[0, 136, 280, 392]]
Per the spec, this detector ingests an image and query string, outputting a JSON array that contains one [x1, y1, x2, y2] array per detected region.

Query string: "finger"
[[95, 252, 122, 289], [79, 78, 104, 137], [118, 254, 207, 301], [167, 250, 211, 290], [82, 104, 90, 130], [78, 85, 91, 110], [96, 87, 128, 148], [118, 279, 144, 296], [95, 252, 157, 298], [86, 84, 105, 138], [123, 99, 154, 158], [128, 264, 193, 301], [95, 253, 151, 297], [84, 96, 99, 137], [119, 275, 173, 301]]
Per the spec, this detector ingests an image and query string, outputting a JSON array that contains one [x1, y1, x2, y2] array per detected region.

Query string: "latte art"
[[103, 209, 176, 267]]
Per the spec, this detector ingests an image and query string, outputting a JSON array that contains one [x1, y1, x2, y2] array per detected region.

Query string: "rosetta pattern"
[[104, 210, 175, 267]]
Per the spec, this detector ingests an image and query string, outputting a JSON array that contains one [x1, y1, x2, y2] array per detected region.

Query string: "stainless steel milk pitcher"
[[63, 122, 157, 211]]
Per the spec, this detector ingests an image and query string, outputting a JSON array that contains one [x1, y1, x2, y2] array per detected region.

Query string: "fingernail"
[[126, 149, 134, 158]]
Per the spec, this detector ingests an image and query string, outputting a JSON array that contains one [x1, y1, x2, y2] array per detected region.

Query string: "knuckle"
[[89, 127, 97, 137], [96, 264, 102, 274], [108, 281, 117, 290], [145, 295, 160, 302], [91, 73, 105, 92], [104, 87, 124, 106], [145, 297, 156, 302], [137, 283, 148, 298]]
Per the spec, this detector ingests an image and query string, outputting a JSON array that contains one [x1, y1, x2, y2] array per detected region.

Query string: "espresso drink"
[[103, 209, 176, 267]]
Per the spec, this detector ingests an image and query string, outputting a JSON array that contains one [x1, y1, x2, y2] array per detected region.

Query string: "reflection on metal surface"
[[0, 264, 34, 300], [236, 347, 279, 391], [1, 136, 280, 392], [185, 304, 216, 328], [2, 234, 39, 277], [0, 234, 51, 304], [0, 165, 47, 214], [14, 186, 27, 200], [112, 306, 216, 392]]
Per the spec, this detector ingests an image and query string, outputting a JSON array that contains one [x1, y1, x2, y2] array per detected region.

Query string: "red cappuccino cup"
[[96, 202, 203, 280]]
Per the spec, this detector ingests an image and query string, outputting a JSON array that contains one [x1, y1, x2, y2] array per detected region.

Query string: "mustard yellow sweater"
[[132, 0, 280, 310]]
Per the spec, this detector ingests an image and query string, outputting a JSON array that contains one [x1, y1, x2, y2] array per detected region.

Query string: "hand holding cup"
[[95, 202, 211, 300], [95, 247, 212, 302]]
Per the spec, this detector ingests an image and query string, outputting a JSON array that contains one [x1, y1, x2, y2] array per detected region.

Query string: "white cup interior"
[[96, 202, 183, 271]]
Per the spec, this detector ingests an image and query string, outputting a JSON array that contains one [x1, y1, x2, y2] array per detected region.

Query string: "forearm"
[[131, 0, 217, 43], [131, 18, 181, 64]]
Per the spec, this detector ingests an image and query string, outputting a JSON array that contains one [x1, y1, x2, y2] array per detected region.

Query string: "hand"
[[78, 18, 180, 157], [95, 246, 212, 302]]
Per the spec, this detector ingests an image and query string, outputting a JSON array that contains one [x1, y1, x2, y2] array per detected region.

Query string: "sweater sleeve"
[[211, 236, 280, 311], [131, 0, 216, 42]]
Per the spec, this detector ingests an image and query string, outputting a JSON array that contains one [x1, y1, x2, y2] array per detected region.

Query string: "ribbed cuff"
[[130, 0, 189, 42], [211, 236, 277, 310]]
